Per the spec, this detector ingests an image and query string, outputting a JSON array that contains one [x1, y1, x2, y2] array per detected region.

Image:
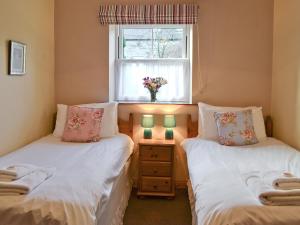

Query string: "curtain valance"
[[99, 4, 198, 25]]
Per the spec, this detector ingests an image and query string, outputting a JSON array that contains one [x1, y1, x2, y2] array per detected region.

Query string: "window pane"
[[153, 28, 185, 58], [122, 28, 152, 59], [121, 26, 186, 59]]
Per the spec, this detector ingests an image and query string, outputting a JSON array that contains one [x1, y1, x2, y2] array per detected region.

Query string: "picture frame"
[[9, 40, 26, 75]]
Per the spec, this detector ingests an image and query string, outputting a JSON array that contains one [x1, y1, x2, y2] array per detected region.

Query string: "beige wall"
[[193, 0, 273, 112], [55, 0, 274, 184], [0, 0, 55, 156], [272, 0, 300, 149], [55, 0, 274, 114]]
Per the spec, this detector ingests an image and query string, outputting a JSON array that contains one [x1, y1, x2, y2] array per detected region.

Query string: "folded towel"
[[0, 164, 39, 182], [0, 167, 55, 195], [0, 174, 15, 182], [259, 189, 300, 206], [273, 172, 300, 190], [243, 170, 300, 206]]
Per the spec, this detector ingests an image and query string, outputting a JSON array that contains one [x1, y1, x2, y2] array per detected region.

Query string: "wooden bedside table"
[[137, 139, 175, 198]]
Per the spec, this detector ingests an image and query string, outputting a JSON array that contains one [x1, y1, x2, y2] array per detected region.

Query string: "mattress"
[[0, 134, 134, 225], [182, 137, 300, 225]]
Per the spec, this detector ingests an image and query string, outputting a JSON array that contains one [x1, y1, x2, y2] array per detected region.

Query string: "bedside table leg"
[[167, 196, 175, 200], [137, 195, 145, 199]]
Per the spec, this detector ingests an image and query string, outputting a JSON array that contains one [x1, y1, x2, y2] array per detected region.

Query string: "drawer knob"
[[153, 170, 158, 174], [153, 185, 158, 189], [154, 154, 158, 158], [165, 181, 169, 184]]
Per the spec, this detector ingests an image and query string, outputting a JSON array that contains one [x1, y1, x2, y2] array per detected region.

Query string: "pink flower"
[[67, 114, 86, 129], [219, 136, 235, 146], [92, 111, 102, 121], [240, 128, 255, 140], [219, 112, 237, 125], [142, 76, 167, 92]]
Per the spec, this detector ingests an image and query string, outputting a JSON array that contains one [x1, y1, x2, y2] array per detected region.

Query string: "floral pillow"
[[62, 106, 104, 143], [214, 110, 258, 146]]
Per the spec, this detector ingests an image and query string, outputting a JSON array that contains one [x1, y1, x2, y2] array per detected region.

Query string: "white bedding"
[[183, 137, 300, 225], [0, 134, 133, 225]]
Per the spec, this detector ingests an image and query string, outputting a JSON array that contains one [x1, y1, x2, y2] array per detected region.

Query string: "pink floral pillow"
[[62, 106, 104, 143]]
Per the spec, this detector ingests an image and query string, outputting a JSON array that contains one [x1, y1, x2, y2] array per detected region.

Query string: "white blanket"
[[182, 137, 300, 225], [0, 167, 55, 195], [0, 134, 133, 225]]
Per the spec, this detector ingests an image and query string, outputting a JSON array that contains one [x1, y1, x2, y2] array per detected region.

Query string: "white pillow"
[[53, 104, 68, 138], [198, 102, 267, 141], [53, 102, 119, 138]]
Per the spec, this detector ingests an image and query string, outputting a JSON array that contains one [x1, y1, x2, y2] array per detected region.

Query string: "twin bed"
[[183, 137, 300, 225], [183, 104, 300, 225], [0, 112, 134, 225]]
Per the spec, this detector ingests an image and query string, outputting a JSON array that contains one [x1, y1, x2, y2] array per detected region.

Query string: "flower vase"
[[150, 91, 157, 102]]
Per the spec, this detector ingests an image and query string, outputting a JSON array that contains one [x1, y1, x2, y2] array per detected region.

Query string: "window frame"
[[111, 24, 193, 104]]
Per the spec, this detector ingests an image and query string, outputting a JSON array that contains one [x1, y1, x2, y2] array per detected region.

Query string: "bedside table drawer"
[[141, 162, 172, 177], [140, 146, 172, 161], [141, 177, 171, 193]]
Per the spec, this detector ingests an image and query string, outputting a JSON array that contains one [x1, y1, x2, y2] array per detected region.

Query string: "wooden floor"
[[124, 189, 192, 225]]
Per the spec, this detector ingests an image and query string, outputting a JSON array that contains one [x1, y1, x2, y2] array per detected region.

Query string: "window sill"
[[116, 101, 194, 105]]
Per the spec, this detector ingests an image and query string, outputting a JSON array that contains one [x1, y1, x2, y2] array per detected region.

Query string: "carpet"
[[124, 189, 192, 225]]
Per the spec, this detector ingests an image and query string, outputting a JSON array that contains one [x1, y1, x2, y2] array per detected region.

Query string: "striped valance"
[[99, 4, 198, 25]]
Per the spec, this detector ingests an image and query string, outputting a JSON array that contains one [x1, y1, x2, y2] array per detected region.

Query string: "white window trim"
[[109, 25, 117, 102], [109, 24, 193, 104]]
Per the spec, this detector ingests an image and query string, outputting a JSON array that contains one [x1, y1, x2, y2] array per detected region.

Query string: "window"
[[111, 24, 192, 103]]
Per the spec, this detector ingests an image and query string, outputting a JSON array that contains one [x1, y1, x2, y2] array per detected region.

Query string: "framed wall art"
[[9, 41, 26, 75]]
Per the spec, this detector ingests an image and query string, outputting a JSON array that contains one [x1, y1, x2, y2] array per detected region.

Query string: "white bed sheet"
[[183, 137, 300, 225], [0, 134, 133, 225]]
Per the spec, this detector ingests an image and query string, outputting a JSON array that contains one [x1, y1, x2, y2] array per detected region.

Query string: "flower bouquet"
[[143, 77, 168, 102]]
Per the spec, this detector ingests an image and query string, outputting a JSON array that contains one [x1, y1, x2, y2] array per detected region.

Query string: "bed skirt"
[[187, 180, 197, 225], [97, 160, 133, 225]]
